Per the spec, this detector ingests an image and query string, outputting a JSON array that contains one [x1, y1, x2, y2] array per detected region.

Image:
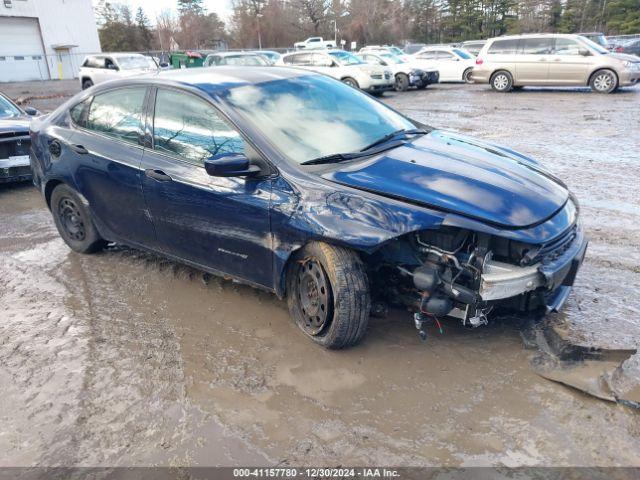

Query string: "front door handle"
[[69, 144, 89, 154], [145, 169, 172, 182]]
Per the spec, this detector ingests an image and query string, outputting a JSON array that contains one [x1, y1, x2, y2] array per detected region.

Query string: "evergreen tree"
[[136, 7, 153, 50]]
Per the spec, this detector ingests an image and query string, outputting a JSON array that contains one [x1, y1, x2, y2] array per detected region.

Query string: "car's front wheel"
[[490, 70, 513, 92], [50, 184, 106, 253], [287, 242, 370, 349], [82, 79, 94, 90], [590, 69, 618, 94], [341, 77, 359, 89], [395, 73, 409, 91]]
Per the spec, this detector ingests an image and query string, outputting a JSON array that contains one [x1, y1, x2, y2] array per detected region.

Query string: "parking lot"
[[1, 80, 639, 467]]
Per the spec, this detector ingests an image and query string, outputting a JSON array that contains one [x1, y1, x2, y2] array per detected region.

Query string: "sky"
[[92, 0, 234, 23]]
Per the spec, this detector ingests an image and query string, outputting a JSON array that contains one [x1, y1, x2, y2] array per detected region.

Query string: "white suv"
[[277, 50, 394, 94], [412, 47, 476, 82], [78, 53, 159, 90]]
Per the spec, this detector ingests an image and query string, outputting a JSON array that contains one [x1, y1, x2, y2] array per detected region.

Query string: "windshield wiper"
[[360, 128, 428, 152], [300, 152, 366, 166]]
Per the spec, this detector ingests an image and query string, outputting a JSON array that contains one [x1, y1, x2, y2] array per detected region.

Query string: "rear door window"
[[86, 87, 146, 144], [488, 39, 520, 54], [520, 38, 554, 55], [152, 89, 245, 166]]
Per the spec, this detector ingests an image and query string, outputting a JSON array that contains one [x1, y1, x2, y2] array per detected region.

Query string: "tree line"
[[95, 0, 640, 53]]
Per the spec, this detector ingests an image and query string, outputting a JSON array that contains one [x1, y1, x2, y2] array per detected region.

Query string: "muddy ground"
[[1, 81, 639, 467]]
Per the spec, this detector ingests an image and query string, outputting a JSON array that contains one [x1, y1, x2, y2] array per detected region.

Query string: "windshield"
[[453, 48, 473, 59], [381, 53, 405, 64], [329, 51, 365, 65], [223, 75, 415, 165], [0, 95, 22, 119], [388, 47, 404, 56], [579, 37, 609, 54], [118, 56, 156, 70]]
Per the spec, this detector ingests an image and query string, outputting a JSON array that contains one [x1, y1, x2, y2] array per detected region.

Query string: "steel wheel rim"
[[395, 76, 407, 91], [494, 74, 508, 90], [58, 197, 86, 241], [297, 260, 331, 335], [464, 70, 473, 83], [594, 73, 612, 91]]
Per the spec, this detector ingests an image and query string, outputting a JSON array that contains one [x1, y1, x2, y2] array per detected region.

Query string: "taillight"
[[475, 58, 483, 65], [616, 46, 623, 52]]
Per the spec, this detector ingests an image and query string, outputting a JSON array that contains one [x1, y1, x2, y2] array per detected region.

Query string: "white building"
[[0, 0, 101, 82]]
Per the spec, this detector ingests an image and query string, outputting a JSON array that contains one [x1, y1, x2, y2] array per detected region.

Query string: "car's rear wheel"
[[590, 69, 617, 94], [82, 79, 94, 90], [395, 73, 409, 91], [490, 70, 513, 92], [463, 68, 474, 83], [341, 77, 359, 89], [51, 184, 106, 254], [287, 242, 370, 349]]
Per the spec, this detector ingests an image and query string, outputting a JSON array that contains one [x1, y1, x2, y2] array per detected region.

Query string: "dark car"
[[1, 92, 39, 183], [30, 67, 587, 348], [613, 38, 640, 57]]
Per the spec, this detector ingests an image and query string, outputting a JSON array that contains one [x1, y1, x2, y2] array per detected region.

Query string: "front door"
[[515, 38, 554, 84], [141, 87, 273, 287], [70, 86, 157, 246], [548, 38, 592, 85]]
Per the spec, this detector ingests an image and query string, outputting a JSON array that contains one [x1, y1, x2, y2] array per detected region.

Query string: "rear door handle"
[[145, 169, 172, 182], [69, 144, 89, 154]]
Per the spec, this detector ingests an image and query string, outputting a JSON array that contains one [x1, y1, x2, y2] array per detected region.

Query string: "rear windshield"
[[118, 56, 155, 70], [488, 39, 520, 54]]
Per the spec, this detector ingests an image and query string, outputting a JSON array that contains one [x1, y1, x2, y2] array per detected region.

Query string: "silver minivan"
[[472, 33, 640, 93]]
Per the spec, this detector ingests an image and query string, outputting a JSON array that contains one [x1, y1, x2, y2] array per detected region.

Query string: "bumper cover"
[[480, 225, 588, 303], [0, 155, 32, 183]]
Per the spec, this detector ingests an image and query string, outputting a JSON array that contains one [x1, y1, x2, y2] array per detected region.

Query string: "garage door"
[[0, 17, 49, 82]]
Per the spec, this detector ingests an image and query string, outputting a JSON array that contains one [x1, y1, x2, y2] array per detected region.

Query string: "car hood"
[[0, 116, 31, 133], [609, 52, 640, 62], [321, 130, 569, 229]]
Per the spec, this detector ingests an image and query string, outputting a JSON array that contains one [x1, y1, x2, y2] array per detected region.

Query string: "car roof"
[[490, 33, 582, 41], [208, 51, 266, 58], [100, 66, 311, 94]]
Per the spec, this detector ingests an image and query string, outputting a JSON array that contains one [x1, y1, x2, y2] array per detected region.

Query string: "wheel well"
[[81, 76, 92, 85], [588, 68, 618, 87], [44, 179, 63, 209]]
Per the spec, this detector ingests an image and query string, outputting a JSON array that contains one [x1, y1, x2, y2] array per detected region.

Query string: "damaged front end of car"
[[366, 206, 588, 338]]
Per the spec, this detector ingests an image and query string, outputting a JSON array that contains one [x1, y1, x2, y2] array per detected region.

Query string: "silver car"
[[473, 33, 640, 93]]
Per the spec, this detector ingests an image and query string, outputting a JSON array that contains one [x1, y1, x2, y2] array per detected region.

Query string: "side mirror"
[[24, 106, 39, 116], [204, 153, 260, 177], [579, 48, 591, 56]]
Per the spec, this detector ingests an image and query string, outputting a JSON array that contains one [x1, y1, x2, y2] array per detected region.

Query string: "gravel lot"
[[1, 80, 639, 467]]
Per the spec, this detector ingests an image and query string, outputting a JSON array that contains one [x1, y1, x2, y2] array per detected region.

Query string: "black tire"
[[490, 70, 513, 92], [589, 69, 618, 94], [341, 77, 359, 89], [50, 184, 106, 254], [463, 68, 474, 83], [287, 242, 370, 349], [82, 79, 94, 90], [395, 73, 410, 92], [417, 82, 429, 90]]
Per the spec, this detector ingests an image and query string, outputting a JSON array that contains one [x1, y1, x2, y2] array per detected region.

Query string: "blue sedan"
[[29, 67, 587, 348]]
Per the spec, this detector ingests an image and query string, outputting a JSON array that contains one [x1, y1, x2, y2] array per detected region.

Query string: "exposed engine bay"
[[367, 224, 587, 340]]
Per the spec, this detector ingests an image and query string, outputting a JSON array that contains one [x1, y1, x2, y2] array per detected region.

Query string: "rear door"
[[70, 86, 157, 246], [548, 38, 592, 85], [140, 87, 273, 287], [515, 38, 554, 83]]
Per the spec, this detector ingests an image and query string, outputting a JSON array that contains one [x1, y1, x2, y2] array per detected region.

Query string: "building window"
[[32, 55, 42, 60], [14, 56, 25, 61]]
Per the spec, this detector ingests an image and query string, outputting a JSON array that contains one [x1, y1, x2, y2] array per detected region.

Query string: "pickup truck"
[[294, 37, 337, 50]]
